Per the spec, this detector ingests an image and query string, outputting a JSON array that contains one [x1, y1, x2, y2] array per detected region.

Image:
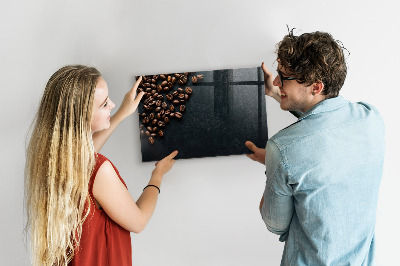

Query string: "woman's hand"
[[115, 76, 145, 120], [245, 141, 266, 165], [262, 62, 281, 103], [152, 150, 178, 179]]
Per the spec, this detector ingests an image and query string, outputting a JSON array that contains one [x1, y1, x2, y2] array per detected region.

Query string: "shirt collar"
[[298, 95, 350, 121]]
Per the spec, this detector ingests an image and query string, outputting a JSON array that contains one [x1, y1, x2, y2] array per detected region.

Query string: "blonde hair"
[[25, 65, 101, 265]]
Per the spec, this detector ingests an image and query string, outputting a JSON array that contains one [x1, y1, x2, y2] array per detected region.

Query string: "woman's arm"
[[92, 77, 144, 152], [93, 150, 178, 233]]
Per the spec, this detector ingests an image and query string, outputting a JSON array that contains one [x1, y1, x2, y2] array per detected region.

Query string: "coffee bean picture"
[[136, 67, 268, 162]]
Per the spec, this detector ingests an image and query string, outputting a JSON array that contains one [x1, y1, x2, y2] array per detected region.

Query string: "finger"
[[155, 161, 158, 166], [135, 91, 145, 102], [245, 141, 258, 152], [131, 76, 143, 95], [261, 62, 272, 76], [167, 150, 178, 159]]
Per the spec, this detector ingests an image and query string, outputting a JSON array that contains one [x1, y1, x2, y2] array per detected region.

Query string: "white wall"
[[1, 0, 399, 265]]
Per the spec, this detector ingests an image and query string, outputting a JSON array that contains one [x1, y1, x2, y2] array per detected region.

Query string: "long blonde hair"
[[25, 65, 101, 265]]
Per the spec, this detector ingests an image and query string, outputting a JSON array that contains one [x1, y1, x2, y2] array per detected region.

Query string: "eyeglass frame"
[[277, 69, 297, 86]]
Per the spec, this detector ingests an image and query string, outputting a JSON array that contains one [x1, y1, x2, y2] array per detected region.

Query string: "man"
[[246, 31, 385, 265]]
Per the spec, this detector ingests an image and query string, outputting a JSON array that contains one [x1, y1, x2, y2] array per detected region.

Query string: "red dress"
[[69, 153, 132, 266]]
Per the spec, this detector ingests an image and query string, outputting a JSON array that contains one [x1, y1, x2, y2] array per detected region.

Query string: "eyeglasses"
[[277, 70, 297, 86]]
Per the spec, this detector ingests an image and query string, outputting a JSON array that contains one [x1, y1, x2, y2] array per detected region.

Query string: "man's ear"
[[312, 82, 324, 96]]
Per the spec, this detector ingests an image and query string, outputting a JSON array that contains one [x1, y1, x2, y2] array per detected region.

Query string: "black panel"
[[137, 67, 268, 162]]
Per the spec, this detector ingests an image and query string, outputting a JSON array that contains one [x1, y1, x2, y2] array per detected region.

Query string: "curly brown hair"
[[277, 30, 348, 98]]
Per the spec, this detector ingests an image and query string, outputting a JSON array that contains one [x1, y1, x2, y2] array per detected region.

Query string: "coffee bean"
[[180, 105, 186, 112], [146, 131, 151, 136], [191, 76, 197, 83], [151, 84, 156, 89], [173, 100, 180, 105], [172, 91, 178, 97], [165, 110, 171, 116], [178, 75, 187, 85], [185, 87, 192, 94], [162, 102, 168, 109], [177, 88, 184, 93], [157, 85, 163, 92], [153, 127, 158, 132], [175, 112, 182, 119], [161, 80, 168, 87], [174, 73, 181, 78], [143, 117, 150, 124], [151, 90, 156, 95], [158, 121, 165, 127], [171, 76, 176, 83], [156, 113, 161, 119], [160, 74, 166, 80], [158, 130, 164, 137], [164, 117, 170, 123], [178, 93, 184, 99], [168, 82, 173, 88], [167, 75, 172, 82], [144, 82, 151, 87], [163, 86, 170, 92], [141, 113, 147, 118], [149, 137, 155, 144], [151, 79, 156, 83], [156, 100, 162, 107], [157, 95, 163, 100], [166, 94, 173, 101], [152, 119, 158, 125], [146, 87, 152, 92], [147, 126, 153, 132], [150, 133, 156, 138], [169, 105, 175, 111], [170, 112, 175, 118], [184, 94, 189, 101]]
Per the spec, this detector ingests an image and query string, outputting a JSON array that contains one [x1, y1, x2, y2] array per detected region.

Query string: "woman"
[[25, 65, 177, 265]]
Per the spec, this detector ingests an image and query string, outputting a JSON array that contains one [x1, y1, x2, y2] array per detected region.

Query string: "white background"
[[1, 0, 399, 265]]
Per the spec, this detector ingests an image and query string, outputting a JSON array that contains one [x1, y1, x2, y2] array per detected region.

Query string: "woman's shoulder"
[[94, 153, 127, 188]]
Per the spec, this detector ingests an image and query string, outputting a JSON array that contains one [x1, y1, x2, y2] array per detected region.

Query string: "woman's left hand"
[[116, 76, 145, 119]]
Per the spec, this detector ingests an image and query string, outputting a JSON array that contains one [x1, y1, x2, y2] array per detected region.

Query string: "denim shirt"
[[260, 96, 385, 266]]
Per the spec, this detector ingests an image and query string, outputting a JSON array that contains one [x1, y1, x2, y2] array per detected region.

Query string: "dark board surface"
[[137, 67, 268, 162]]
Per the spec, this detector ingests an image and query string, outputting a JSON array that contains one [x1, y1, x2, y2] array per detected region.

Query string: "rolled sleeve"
[[260, 140, 294, 240]]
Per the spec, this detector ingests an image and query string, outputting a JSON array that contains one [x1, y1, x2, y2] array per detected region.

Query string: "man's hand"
[[262, 62, 281, 103], [245, 141, 266, 165]]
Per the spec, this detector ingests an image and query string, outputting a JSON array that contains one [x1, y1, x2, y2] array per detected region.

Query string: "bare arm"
[[93, 150, 178, 233], [93, 77, 144, 152]]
